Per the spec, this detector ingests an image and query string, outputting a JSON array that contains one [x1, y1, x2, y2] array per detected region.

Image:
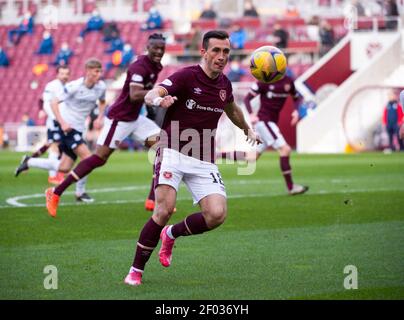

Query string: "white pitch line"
[[5, 185, 150, 207], [2, 176, 381, 207], [1, 192, 273, 209], [1, 184, 404, 210], [3, 179, 279, 208]]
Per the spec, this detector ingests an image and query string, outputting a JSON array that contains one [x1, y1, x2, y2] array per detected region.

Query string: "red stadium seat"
[[287, 40, 319, 53], [191, 19, 218, 30], [273, 17, 306, 28], [243, 40, 272, 50], [233, 17, 261, 29], [165, 43, 184, 55]]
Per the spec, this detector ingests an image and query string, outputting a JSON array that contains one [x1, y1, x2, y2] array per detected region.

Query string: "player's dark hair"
[[202, 30, 229, 50], [56, 65, 69, 73], [148, 33, 166, 42], [85, 58, 102, 69]]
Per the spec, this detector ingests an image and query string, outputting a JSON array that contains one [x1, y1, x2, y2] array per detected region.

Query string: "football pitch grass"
[[0, 150, 403, 300]]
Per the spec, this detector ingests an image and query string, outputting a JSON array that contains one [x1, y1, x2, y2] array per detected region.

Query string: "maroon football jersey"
[[251, 75, 298, 124], [107, 55, 163, 121], [158, 65, 234, 163]]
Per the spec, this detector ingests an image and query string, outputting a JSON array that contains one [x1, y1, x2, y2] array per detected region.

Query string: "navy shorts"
[[58, 128, 85, 161], [47, 121, 62, 143]]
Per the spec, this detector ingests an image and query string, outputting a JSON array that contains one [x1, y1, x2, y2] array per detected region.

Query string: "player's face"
[[201, 38, 231, 76], [57, 68, 70, 84], [147, 40, 165, 63], [86, 67, 102, 85]]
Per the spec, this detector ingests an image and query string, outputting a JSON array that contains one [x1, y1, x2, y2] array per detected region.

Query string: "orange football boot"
[[45, 188, 60, 217]]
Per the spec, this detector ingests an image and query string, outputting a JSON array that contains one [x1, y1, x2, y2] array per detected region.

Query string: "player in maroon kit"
[[244, 71, 308, 195], [124, 30, 261, 286], [46, 33, 166, 217]]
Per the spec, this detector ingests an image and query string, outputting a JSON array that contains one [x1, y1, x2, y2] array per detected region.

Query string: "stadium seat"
[[287, 40, 319, 53], [165, 43, 184, 55], [244, 40, 272, 50], [191, 19, 218, 30], [233, 17, 261, 29]]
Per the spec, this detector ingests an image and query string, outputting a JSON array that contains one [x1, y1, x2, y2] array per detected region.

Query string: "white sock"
[[130, 266, 143, 273], [27, 157, 60, 171], [75, 176, 87, 196], [166, 225, 175, 240], [48, 151, 59, 177]]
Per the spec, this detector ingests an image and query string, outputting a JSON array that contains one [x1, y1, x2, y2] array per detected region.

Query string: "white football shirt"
[[58, 77, 106, 133]]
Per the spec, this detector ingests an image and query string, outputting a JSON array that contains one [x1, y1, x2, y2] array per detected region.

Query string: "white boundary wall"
[[297, 32, 401, 153]]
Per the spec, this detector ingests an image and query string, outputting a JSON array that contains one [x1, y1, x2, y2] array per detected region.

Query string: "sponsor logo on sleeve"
[[131, 74, 143, 82], [161, 79, 172, 86]]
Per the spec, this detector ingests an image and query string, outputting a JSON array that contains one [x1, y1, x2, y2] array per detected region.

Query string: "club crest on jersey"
[[163, 171, 172, 179], [219, 90, 226, 102]]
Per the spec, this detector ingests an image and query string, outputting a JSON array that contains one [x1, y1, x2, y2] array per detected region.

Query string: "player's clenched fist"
[[152, 95, 177, 108], [244, 128, 262, 145]]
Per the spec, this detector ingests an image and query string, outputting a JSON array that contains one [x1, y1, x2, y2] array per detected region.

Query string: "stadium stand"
[[0, 0, 360, 128]]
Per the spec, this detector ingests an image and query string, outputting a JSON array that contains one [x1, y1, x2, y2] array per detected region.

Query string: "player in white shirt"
[[15, 59, 107, 204], [15, 66, 69, 184]]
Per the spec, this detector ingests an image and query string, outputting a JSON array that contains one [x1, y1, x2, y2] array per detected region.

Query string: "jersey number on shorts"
[[210, 172, 224, 185]]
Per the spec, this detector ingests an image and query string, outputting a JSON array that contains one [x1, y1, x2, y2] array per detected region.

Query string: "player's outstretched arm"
[[144, 86, 177, 109], [243, 92, 259, 125], [224, 101, 262, 145], [50, 97, 71, 132], [93, 99, 107, 130], [129, 83, 150, 104]]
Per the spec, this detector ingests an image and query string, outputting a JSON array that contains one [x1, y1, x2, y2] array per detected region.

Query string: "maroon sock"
[[280, 156, 293, 190], [132, 218, 164, 271], [54, 175, 76, 196], [32, 144, 49, 158], [171, 212, 210, 238], [54, 154, 106, 196]]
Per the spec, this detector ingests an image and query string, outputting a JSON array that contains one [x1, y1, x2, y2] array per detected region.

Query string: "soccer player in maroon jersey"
[[45, 33, 166, 217], [243, 72, 309, 195], [124, 30, 261, 286]]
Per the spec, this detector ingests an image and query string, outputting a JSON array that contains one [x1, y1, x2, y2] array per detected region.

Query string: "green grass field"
[[0, 150, 403, 300]]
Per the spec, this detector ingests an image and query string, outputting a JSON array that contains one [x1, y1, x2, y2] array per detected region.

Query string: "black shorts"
[[47, 121, 62, 143], [58, 128, 85, 161]]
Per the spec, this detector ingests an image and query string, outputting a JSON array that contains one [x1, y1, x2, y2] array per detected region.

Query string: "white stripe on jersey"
[[59, 77, 106, 133]]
